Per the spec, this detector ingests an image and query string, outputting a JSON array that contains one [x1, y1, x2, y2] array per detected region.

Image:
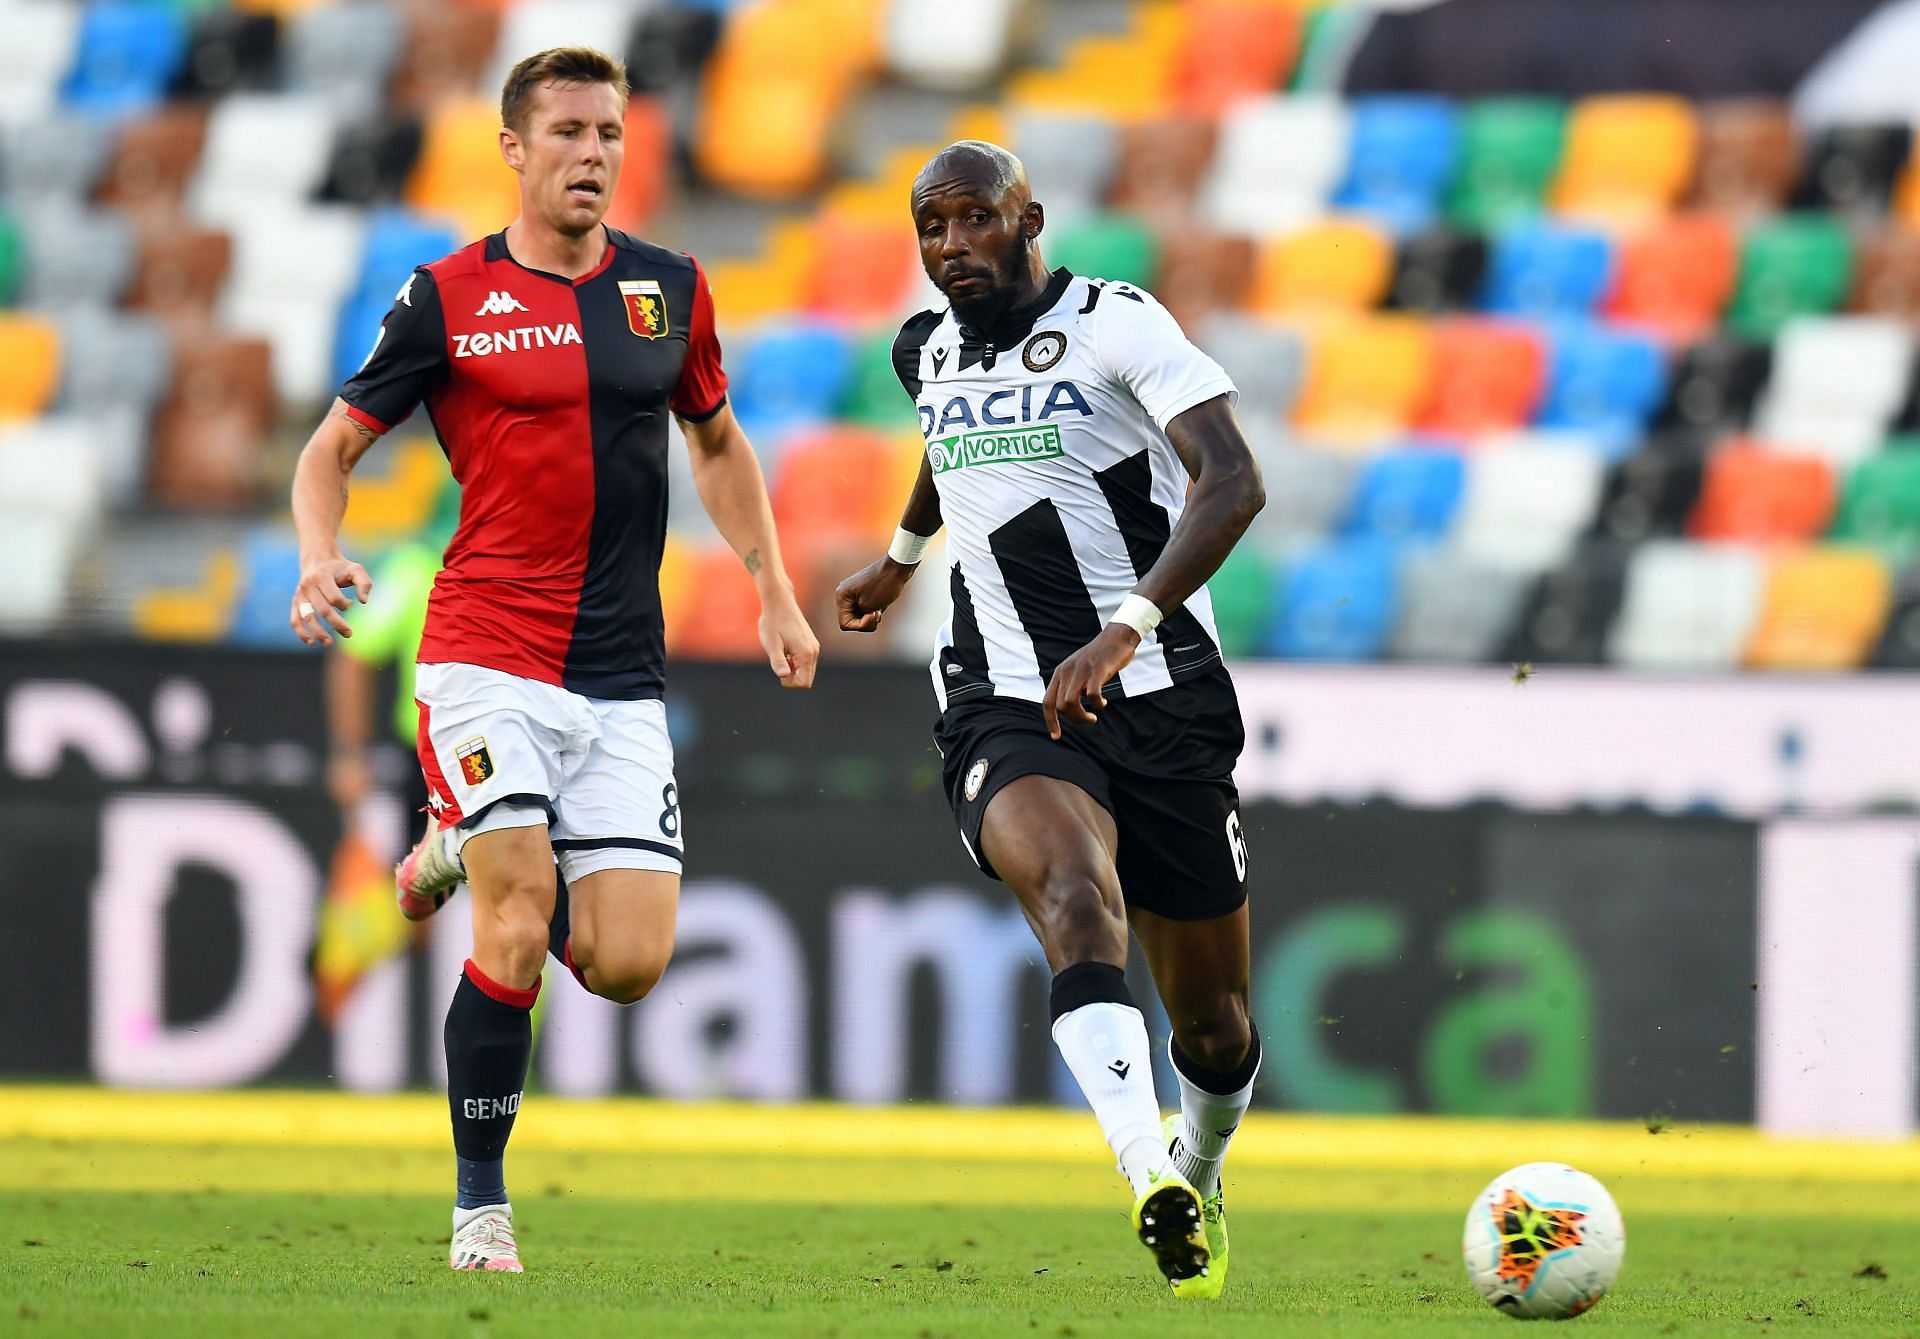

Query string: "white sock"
[[1169, 1035, 1261, 1198], [1052, 1000, 1169, 1196]]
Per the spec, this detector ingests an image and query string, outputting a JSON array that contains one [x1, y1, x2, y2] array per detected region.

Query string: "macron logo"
[[475, 290, 529, 317]]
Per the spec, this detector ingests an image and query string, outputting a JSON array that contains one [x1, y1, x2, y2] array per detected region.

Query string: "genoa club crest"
[[618, 279, 669, 339], [456, 737, 494, 786]]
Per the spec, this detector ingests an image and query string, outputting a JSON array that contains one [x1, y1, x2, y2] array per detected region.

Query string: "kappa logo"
[[475, 290, 529, 317]]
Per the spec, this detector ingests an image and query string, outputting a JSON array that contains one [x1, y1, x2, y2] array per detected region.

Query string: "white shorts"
[[414, 661, 683, 882]]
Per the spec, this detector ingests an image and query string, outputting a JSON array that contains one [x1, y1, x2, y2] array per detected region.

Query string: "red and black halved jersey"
[[340, 227, 727, 701]]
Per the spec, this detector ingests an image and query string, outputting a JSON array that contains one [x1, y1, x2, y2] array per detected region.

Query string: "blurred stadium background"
[[2, 0, 1919, 1291]]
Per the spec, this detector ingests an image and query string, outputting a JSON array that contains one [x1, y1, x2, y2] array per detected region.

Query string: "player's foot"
[[1132, 1166, 1210, 1292], [449, 1204, 522, 1272], [396, 818, 463, 922], [1163, 1115, 1228, 1300]]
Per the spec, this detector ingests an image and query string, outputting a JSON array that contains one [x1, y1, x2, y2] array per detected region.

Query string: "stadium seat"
[[705, 222, 814, 328], [1871, 561, 1920, 668], [888, 0, 1014, 90], [803, 210, 920, 325], [1726, 214, 1854, 341], [1252, 218, 1393, 316], [1592, 428, 1713, 542], [1689, 99, 1799, 215], [483, 1, 644, 99], [0, 110, 116, 201], [1657, 334, 1771, 431], [1689, 442, 1837, 543], [697, 0, 867, 197], [0, 0, 81, 118], [332, 210, 462, 392], [1206, 542, 1276, 658], [1745, 546, 1891, 670], [1004, 9, 1185, 125], [770, 426, 918, 551], [407, 99, 518, 243], [126, 223, 232, 321], [625, 5, 724, 98], [148, 334, 274, 509], [1604, 211, 1739, 340], [1152, 231, 1255, 332], [1050, 214, 1158, 289], [1111, 115, 1217, 231], [62, 2, 188, 116], [838, 330, 918, 430], [1848, 226, 1920, 320], [1481, 222, 1614, 318], [389, 4, 501, 114], [1753, 316, 1913, 468], [53, 308, 170, 419], [672, 545, 768, 658], [1388, 550, 1529, 663], [1197, 316, 1307, 422], [1417, 318, 1544, 436], [1334, 96, 1460, 236], [1292, 315, 1434, 442], [1265, 539, 1401, 661], [1536, 322, 1668, 455], [1011, 113, 1120, 222], [729, 325, 856, 434], [1552, 94, 1697, 224], [0, 417, 104, 632], [192, 94, 341, 224], [286, 3, 404, 115], [0, 211, 20, 305], [1506, 539, 1632, 666], [319, 116, 425, 208], [1447, 98, 1566, 231], [1608, 539, 1767, 670], [1247, 442, 1360, 548], [1173, 0, 1301, 121], [221, 204, 366, 404], [1386, 227, 1487, 313], [16, 204, 136, 308], [130, 547, 240, 643], [172, 9, 279, 100], [94, 105, 208, 222], [1204, 95, 1351, 237], [1340, 447, 1465, 543], [1452, 435, 1607, 572], [227, 528, 309, 649], [1795, 123, 1910, 216], [1830, 447, 1920, 556], [0, 314, 59, 423]]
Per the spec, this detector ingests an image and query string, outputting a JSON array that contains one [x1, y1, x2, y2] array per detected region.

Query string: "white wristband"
[[887, 527, 931, 566], [1110, 593, 1163, 639]]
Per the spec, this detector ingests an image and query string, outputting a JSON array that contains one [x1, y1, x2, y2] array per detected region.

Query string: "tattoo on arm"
[[744, 548, 762, 576], [330, 408, 378, 442]]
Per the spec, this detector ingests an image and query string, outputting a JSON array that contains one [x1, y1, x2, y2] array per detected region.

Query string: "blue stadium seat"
[[229, 529, 311, 650], [1340, 446, 1465, 542], [1265, 539, 1402, 661], [1481, 222, 1614, 317], [1334, 96, 1461, 237], [1537, 321, 1669, 456], [728, 324, 855, 434], [332, 211, 462, 390], [62, 3, 188, 117]]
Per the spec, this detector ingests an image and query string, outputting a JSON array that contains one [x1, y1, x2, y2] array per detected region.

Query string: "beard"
[[945, 231, 1033, 336]]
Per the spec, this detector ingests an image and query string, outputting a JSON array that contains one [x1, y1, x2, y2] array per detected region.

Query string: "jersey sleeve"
[[339, 268, 449, 434], [1092, 283, 1238, 431], [670, 255, 729, 422]]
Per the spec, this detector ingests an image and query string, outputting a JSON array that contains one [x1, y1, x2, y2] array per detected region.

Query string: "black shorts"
[[933, 666, 1249, 921]]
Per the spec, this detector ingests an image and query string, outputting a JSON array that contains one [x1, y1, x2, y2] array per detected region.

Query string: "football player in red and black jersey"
[[289, 46, 818, 1273]]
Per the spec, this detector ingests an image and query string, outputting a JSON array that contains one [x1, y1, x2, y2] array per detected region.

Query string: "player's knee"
[[585, 942, 673, 1006], [1172, 998, 1253, 1073], [1038, 875, 1126, 962]]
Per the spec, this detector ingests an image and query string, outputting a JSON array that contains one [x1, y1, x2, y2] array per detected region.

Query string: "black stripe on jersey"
[[892, 309, 944, 399], [1095, 449, 1222, 680], [940, 566, 993, 700], [989, 498, 1123, 696]]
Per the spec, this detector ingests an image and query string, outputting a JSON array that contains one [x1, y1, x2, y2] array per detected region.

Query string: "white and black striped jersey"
[[893, 269, 1239, 709]]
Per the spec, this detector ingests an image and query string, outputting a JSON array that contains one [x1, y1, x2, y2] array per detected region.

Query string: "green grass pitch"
[[1, 1089, 1915, 1337]]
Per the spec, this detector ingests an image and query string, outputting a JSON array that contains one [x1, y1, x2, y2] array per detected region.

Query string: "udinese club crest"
[[618, 279, 669, 339], [964, 757, 991, 802], [1022, 330, 1067, 372]]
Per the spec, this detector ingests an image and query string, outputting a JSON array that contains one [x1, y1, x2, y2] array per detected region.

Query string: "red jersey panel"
[[340, 228, 727, 700]]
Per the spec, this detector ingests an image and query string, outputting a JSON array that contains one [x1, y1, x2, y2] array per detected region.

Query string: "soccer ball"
[[1462, 1162, 1625, 1319]]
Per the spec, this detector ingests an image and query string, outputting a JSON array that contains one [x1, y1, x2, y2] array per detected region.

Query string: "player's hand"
[[760, 592, 820, 689], [291, 555, 372, 647], [1042, 624, 1141, 740], [834, 557, 916, 633]]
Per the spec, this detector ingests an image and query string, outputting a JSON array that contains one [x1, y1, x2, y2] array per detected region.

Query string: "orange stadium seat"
[[407, 99, 520, 243], [1293, 315, 1434, 442], [1417, 318, 1545, 436], [1745, 546, 1891, 670], [1174, 0, 1303, 121], [1689, 100, 1799, 215], [1111, 114, 1219, 231], [602, 99, 672, 235], [804, 210, 921, 324], [1252, 217, 1393, 315], [1153, 231, 1256, 331], [95, 105, 208, 224], [390, 6, 501, 115], [1006, 11, 1183, 126], [1849, 227, 1920, 320], [671, 545, 768, 659], [148, 333, 274, 510], [771, 426, 921, 547], [131, 548, 241, 643], [658, 536, 699, 644], [697, 0, 867, 197], [0, 316, 61, 423], [1605, 211, 1739, 340], [705, 222, 816, 327], [126, 223, 231, 324], [1689, 442, 1837, 544], [1554, 94, 1698, 224]]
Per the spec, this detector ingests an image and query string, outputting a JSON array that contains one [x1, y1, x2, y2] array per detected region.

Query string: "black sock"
[[445, 959, 538, 1210], [1048, 960, 1133, 1022], [1171, 1022, 1263, 1095]]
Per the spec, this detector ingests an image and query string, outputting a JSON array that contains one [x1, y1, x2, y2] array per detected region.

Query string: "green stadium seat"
[[1049, 213, 1158, 288], [1206, 543, 1276, 657], [1727, 215, 1854, 340], [838, 330, 919, 430], [0, 212, 19, 307], [1831, 444, 1920, 557], [1447, 98, 1567, 231]]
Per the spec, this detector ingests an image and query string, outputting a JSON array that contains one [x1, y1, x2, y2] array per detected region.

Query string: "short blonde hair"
[[500, 47, 630, 133]]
